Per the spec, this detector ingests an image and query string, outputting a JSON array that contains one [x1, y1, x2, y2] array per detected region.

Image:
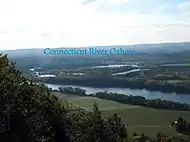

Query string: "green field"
[[54, 92, 190, 137]]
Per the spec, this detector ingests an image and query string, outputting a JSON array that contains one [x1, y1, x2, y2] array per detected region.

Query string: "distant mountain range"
[[1, 42, 190, 58], [1, 42, 190, 71], [90, 42, 190, 54]]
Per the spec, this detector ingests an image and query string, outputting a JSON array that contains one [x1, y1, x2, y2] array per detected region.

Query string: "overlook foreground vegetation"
[[1, 54, 190, 142]]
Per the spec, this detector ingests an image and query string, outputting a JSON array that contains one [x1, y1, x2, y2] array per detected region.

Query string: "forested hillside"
[[1, 42, 190, 71], [0, 53, 190, 142]]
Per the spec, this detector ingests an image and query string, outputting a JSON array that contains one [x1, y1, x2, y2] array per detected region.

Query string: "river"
[[45, 83, 190, 104], [112, 69, 149, 76], [92, 64, 142, 68]]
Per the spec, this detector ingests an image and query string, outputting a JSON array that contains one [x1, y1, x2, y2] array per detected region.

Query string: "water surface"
[[46, 84, 190, 104], [112, 69, 149, 76], [92, 64, 141, 68]]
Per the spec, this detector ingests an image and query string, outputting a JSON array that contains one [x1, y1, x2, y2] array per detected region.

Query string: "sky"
[[0, 0, 190, 50]]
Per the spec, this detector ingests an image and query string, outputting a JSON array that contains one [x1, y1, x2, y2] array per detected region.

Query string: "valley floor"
[[53, 92, 190, 138]]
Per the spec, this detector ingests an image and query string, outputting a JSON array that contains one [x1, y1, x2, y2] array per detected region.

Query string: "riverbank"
[[55, 86, 190, 111], [43, 76, 190, 94], [45, 83, 190, 104]]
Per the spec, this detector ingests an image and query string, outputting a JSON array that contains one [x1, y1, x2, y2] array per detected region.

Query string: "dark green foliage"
[[172, 116, 190, 133], [0, 54, 70, 142], [92, 103, 105, 141], [133, 133, 137, 137], [44, 72, 190, 94], [107, 113, 127, 141], [58, 87, 86, 96]]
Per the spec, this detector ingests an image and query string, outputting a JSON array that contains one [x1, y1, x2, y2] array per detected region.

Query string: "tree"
[[133, 132, 137, 137], [92, 102, 105, 142], [0, 54, 70, 142], [108, 113, 127, 141]]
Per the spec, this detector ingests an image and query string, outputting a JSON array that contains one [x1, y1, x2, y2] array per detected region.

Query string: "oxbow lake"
[[30, 64, 190, 104], [45, 83, 190, 104]]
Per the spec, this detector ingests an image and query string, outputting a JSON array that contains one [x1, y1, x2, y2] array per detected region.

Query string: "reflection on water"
[[112, 69, 149, 76], [39, 74, 56, 78], [46, 84, 190, 104], [92, 64, 141, 68]]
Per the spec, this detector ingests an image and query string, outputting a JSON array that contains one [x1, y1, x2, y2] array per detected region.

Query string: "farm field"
[[53, 92, 190, 137]]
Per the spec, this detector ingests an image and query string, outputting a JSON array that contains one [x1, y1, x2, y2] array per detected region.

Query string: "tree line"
[[45, 76, 190, 94], [57, 87, 190, 111]]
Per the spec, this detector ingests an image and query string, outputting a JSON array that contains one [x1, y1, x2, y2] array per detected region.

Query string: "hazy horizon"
[[0, 0, 190, 50], [0, 41, 189, 51]]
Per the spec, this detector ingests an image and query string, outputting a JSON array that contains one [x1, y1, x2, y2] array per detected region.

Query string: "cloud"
[[178, 1, 190, 16], [186, 10, 190, 14], [41, 33, 54, 37], [167, 23, 190, 27], [0, 0, 190, 50], [108, 0, 132, 5], [82, 0, 98, 5], [178, 1, 190, 9], [83, 0, 132, 5], [155, 28, 172, 34]]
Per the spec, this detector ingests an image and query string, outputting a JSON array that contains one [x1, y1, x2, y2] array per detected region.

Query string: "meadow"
[[54, 92, 190, 137]]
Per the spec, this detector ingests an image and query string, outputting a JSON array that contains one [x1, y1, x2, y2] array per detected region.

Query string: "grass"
[[102, 106, 190, 137], [54, 92, 137, 111], [53, 92, 190, 137]]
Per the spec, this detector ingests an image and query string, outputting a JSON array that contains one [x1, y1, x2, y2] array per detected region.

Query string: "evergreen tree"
[[108, 113, 127, 142], [92, 103, 105, 142], [0, 54, 70, 142]]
